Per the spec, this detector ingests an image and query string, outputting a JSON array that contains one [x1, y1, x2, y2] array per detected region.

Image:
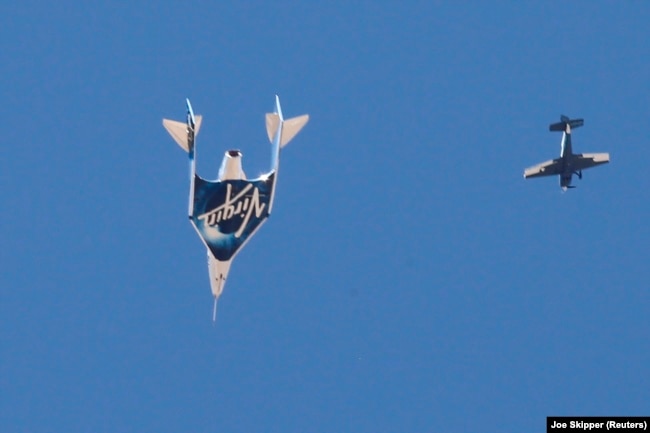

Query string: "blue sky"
[[1, 2, 649, 432]]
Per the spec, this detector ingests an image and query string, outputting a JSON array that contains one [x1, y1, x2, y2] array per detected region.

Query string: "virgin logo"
[[198, 183, 266, 238]]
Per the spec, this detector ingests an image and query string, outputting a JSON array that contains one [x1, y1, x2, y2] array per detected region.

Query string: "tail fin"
[[549, 115, 583, 133], [265, 95, 309, 148], [162, 99, 203, 152], [162, 117, 203, 152], [163, 99, 202, 217]]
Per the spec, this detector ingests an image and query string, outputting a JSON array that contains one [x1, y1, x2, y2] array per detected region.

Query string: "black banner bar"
[[547, 417, 649, 432]]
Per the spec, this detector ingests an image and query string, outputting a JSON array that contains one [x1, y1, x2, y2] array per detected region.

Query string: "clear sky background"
[[2, 2, 649, 432]]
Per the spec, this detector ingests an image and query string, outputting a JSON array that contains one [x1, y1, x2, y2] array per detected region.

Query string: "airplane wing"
[[572, 153, 610, 171], [190, 174, 275, 262], [523, 158, 563, 178]]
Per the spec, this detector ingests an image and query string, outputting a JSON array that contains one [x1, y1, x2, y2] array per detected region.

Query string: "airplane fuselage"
[[558, 132, 579, 190]]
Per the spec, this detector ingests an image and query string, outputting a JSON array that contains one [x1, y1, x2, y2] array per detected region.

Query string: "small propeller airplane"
[[524, 115, 610, 190], [163, 96, 309, 320]]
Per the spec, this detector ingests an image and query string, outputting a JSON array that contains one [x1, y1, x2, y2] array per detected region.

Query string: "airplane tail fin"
[[549, 115, 583, 133], [162, 117, 203, 152], [162, 99, 203, 152], [163, 99, 202, 217], [265, 95, 309, 172], [265, 95, 309, 149]]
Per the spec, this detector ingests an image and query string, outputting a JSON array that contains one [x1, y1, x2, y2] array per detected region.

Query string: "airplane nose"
[[227, 149, 242, 157]]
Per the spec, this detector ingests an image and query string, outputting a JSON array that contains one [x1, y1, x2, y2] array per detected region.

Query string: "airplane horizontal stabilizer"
[[162, 115, 202, 152], [265, 113, 309, 147], [549, 115, 583, 132], [265, 113, 280, 144], [280, 115, 309, 147]]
